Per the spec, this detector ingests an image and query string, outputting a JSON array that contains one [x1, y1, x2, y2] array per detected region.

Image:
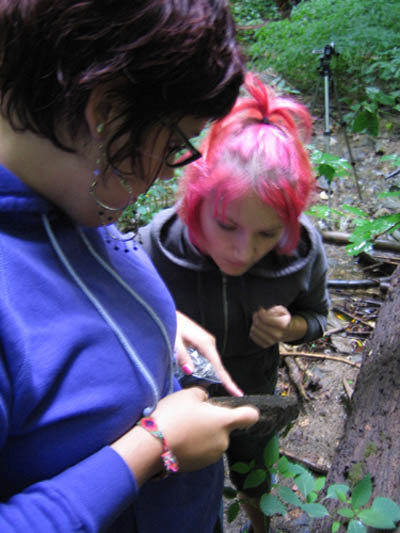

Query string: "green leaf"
[[352, 475, 372, 508], [307, 492, 319, 503], [358, 508, 397, 529], [227, 501, 240, 523], [319, 163, 336, 183], [352, 109, 379, 137], [223, 486, 237, 499], [378, 191, 400, 198], [380, 154, 400, 166], [369, 214, 400, 235], [278, 486, 303, 507], [326, 484, 350, 502], [342, 205, 368, 218], [288, 463, 309, 477], [347, 519, 367, 533], [231, 461, 252, 474], [264, 435, 280, 468], [306, 205, 343, 220], [314, 476, 326, 492], [338, 507, 355, 519], [260, 493, 287, 517], [346, 240, 373, 256], [371, 497, 400, 522], [331, 522, 340, 533], [300, 503, 329, 518], [244, 469, 266, 490], [277, 456, 290, 476], [295, 470, 315, 498]]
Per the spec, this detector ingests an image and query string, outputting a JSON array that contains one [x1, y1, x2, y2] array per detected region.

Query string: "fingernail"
[[182, 364, 193, 375]]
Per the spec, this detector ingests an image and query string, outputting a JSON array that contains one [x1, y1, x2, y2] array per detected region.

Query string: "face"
[[199, 192, 284, 276], [90, 116, 205, 225]]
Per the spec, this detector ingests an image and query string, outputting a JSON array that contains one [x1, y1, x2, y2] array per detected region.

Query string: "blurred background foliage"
[[121, 0, 400, 254]]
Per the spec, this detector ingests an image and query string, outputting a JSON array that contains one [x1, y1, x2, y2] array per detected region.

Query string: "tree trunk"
[[312, 265, 400, 533]]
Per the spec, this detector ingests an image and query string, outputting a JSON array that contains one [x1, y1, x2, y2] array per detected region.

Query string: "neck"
[[0, 115, 99, 226]]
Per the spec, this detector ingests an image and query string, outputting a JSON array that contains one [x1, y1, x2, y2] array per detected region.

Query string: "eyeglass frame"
[[163, 122, 202, 168]]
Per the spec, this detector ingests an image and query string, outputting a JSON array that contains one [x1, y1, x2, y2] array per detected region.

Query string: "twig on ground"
[[284, 358, 309, 400], [281, 350, 361, 368], [332, 304, 376, 329]]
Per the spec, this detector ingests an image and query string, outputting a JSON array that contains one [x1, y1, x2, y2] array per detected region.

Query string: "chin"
[[220, 265, 249, 276]]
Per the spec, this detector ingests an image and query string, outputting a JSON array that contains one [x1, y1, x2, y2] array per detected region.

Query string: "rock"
[[211, 394, 299, 439]]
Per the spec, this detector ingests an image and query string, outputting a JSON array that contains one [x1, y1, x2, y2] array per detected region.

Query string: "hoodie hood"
[[138, 205, 319, 279]]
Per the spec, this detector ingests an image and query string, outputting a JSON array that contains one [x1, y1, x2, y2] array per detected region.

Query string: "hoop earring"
[[89, 176, 134, 213], [90, 132, 137, 249], [90, 178, 137, 247]]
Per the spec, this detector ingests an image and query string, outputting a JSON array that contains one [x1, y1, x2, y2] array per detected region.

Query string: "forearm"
[[0, 447, 136, 532], [111, 425, 164, 487]]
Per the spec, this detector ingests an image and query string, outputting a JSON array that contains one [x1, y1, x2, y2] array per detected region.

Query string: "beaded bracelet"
[[138, 417, 179, 477]]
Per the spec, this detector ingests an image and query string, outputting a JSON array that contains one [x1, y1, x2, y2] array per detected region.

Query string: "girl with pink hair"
[[139, 73, 329, 533]]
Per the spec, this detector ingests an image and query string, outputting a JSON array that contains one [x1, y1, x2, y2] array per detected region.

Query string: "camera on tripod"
[[312, 42, 338, 61]]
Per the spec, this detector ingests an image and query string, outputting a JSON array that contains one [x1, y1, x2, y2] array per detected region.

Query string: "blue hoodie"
[[0, 165, 223, 532]]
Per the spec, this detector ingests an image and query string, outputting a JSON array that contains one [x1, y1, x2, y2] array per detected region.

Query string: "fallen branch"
[[280, 449, 329, 475], [281, 350, 361, 368], [321, 230, 400, 253], [328, 277, 391, 289]]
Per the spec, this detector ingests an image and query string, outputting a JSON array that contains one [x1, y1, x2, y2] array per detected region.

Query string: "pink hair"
[[177, 72, 315, 254]]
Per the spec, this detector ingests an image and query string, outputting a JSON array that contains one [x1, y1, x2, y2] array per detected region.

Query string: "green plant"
[[310, 147, 352, 185], [307, 152, 400, 255], [229, 0, 278, 26], [308, 202, 400, 255], [225, 436, 400, 532], [348, 87, 399, 137], [240, 0, 400, 125], [228, 0, 279, 47], [118, 175, 179, 233]]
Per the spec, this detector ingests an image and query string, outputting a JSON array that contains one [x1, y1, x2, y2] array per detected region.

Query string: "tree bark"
[[312, 265, 400, 532]]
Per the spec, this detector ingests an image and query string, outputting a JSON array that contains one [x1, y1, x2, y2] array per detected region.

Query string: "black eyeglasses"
[[164, 123, 202, 168]]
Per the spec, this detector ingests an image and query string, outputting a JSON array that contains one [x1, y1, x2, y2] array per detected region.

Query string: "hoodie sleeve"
[[0, 446, 137, 532], [288, 230, 330, 344]]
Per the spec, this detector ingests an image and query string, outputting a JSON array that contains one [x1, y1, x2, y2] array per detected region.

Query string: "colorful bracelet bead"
[[138, 417, 179, 477]]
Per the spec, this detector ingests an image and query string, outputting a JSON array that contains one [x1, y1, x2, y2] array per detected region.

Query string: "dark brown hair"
[[0, 0, 244, 171]]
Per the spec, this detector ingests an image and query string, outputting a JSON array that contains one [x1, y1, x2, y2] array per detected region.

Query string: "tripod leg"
[[331, 77, 363, 200], [323, 73, 331, 156]]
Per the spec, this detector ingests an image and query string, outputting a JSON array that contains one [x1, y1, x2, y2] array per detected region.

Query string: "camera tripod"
[[312, 43, 363, 200]]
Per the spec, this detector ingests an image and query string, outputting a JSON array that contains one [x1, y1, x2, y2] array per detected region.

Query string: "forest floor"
[[223, 109, 400, 532]]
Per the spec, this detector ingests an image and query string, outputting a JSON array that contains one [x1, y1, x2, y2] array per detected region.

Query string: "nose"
[[232, 232, 255, 263]]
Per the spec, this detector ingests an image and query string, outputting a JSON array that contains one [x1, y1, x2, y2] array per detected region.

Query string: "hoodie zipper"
[[221, 273, 229, 354]]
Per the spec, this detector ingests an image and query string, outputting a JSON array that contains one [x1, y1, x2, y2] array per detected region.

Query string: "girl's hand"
[[111, 388, 259, 485], [175, 311, 243, 397], [250, 305, 292, 347], [152, 387, 259, 471], [250, 306, 308, 347]]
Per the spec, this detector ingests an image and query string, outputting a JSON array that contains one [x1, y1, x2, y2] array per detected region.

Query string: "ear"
[[85, 85, 114, 139]]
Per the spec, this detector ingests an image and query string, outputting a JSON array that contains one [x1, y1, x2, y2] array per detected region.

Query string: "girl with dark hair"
[[0, 1, 259, 531], [139, 73, 330, 533]]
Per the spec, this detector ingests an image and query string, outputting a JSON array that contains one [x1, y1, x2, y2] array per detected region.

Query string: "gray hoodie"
[[138, 206, 329, 394]]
